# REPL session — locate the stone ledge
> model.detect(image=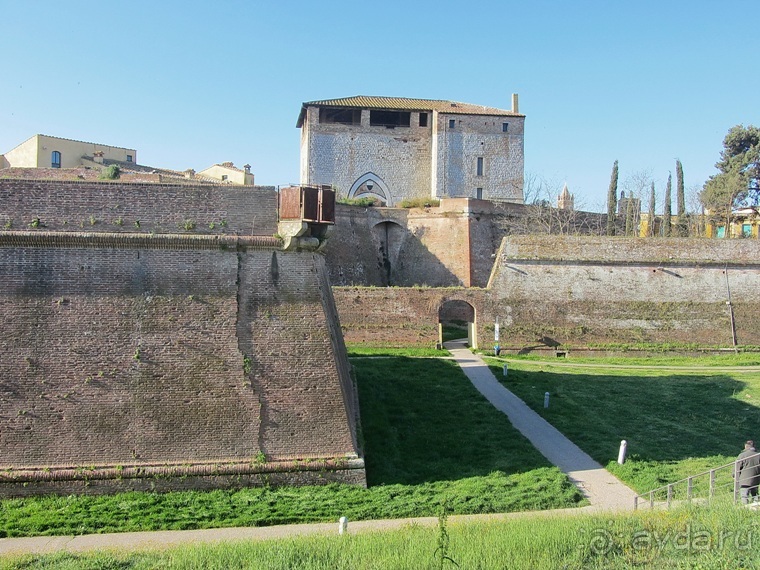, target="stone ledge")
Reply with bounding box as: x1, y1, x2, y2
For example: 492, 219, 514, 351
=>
0, 457, 365, 484
0, 231, 282, 251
